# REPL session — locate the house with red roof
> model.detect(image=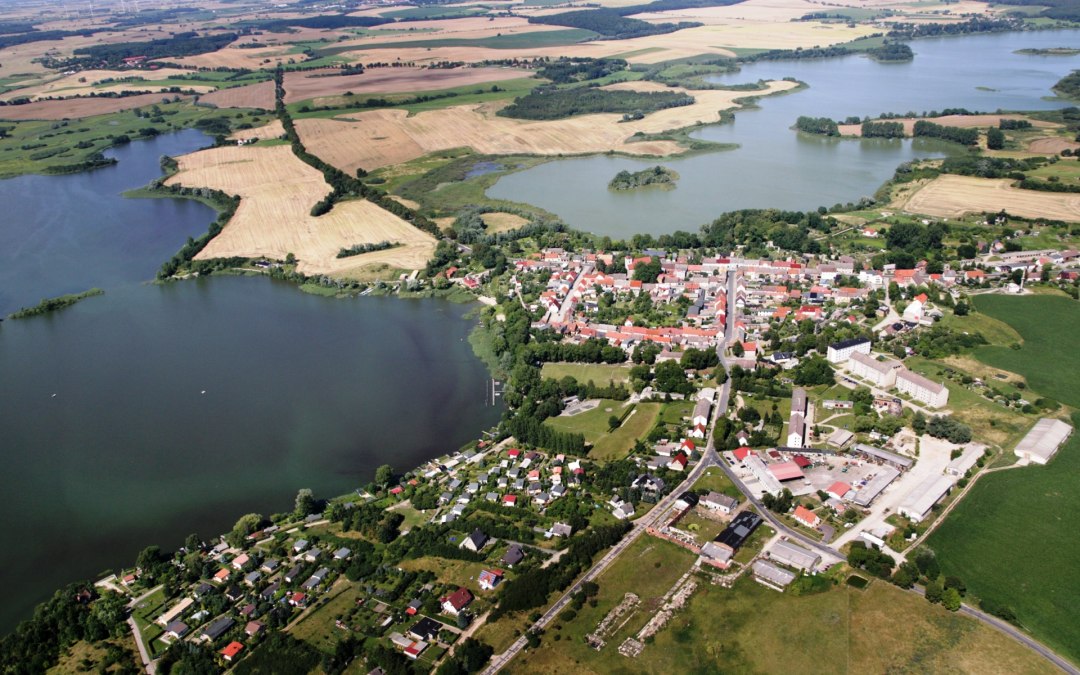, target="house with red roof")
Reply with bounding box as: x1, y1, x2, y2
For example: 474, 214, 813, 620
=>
212, 568, 230, 584
220, 641, 244, 662
667, 451, 689, 472
441, 587, 474, 616
826, 481, 853, 501
793, 505, 820, 529
502, 494, 517, 507
289, 592, 308, 607
478, 569, 504, 591
733, 447, 752, 463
